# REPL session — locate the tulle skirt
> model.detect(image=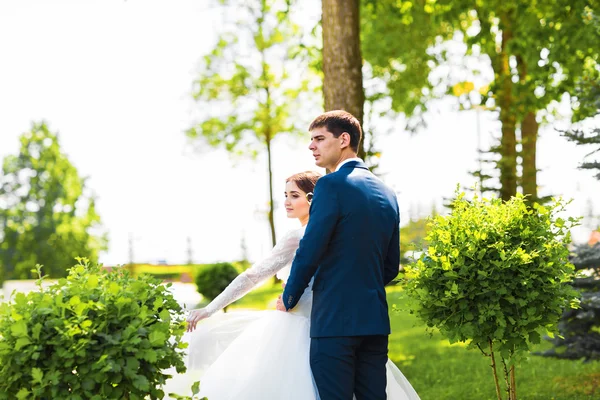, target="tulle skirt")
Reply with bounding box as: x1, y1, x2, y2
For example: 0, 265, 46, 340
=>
163, 310, 420, 400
